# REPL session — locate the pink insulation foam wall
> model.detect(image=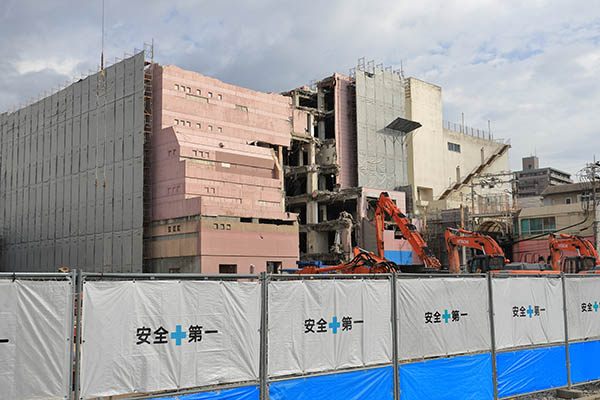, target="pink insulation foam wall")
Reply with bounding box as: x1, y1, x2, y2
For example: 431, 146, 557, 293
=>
151, 64, 296, 222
